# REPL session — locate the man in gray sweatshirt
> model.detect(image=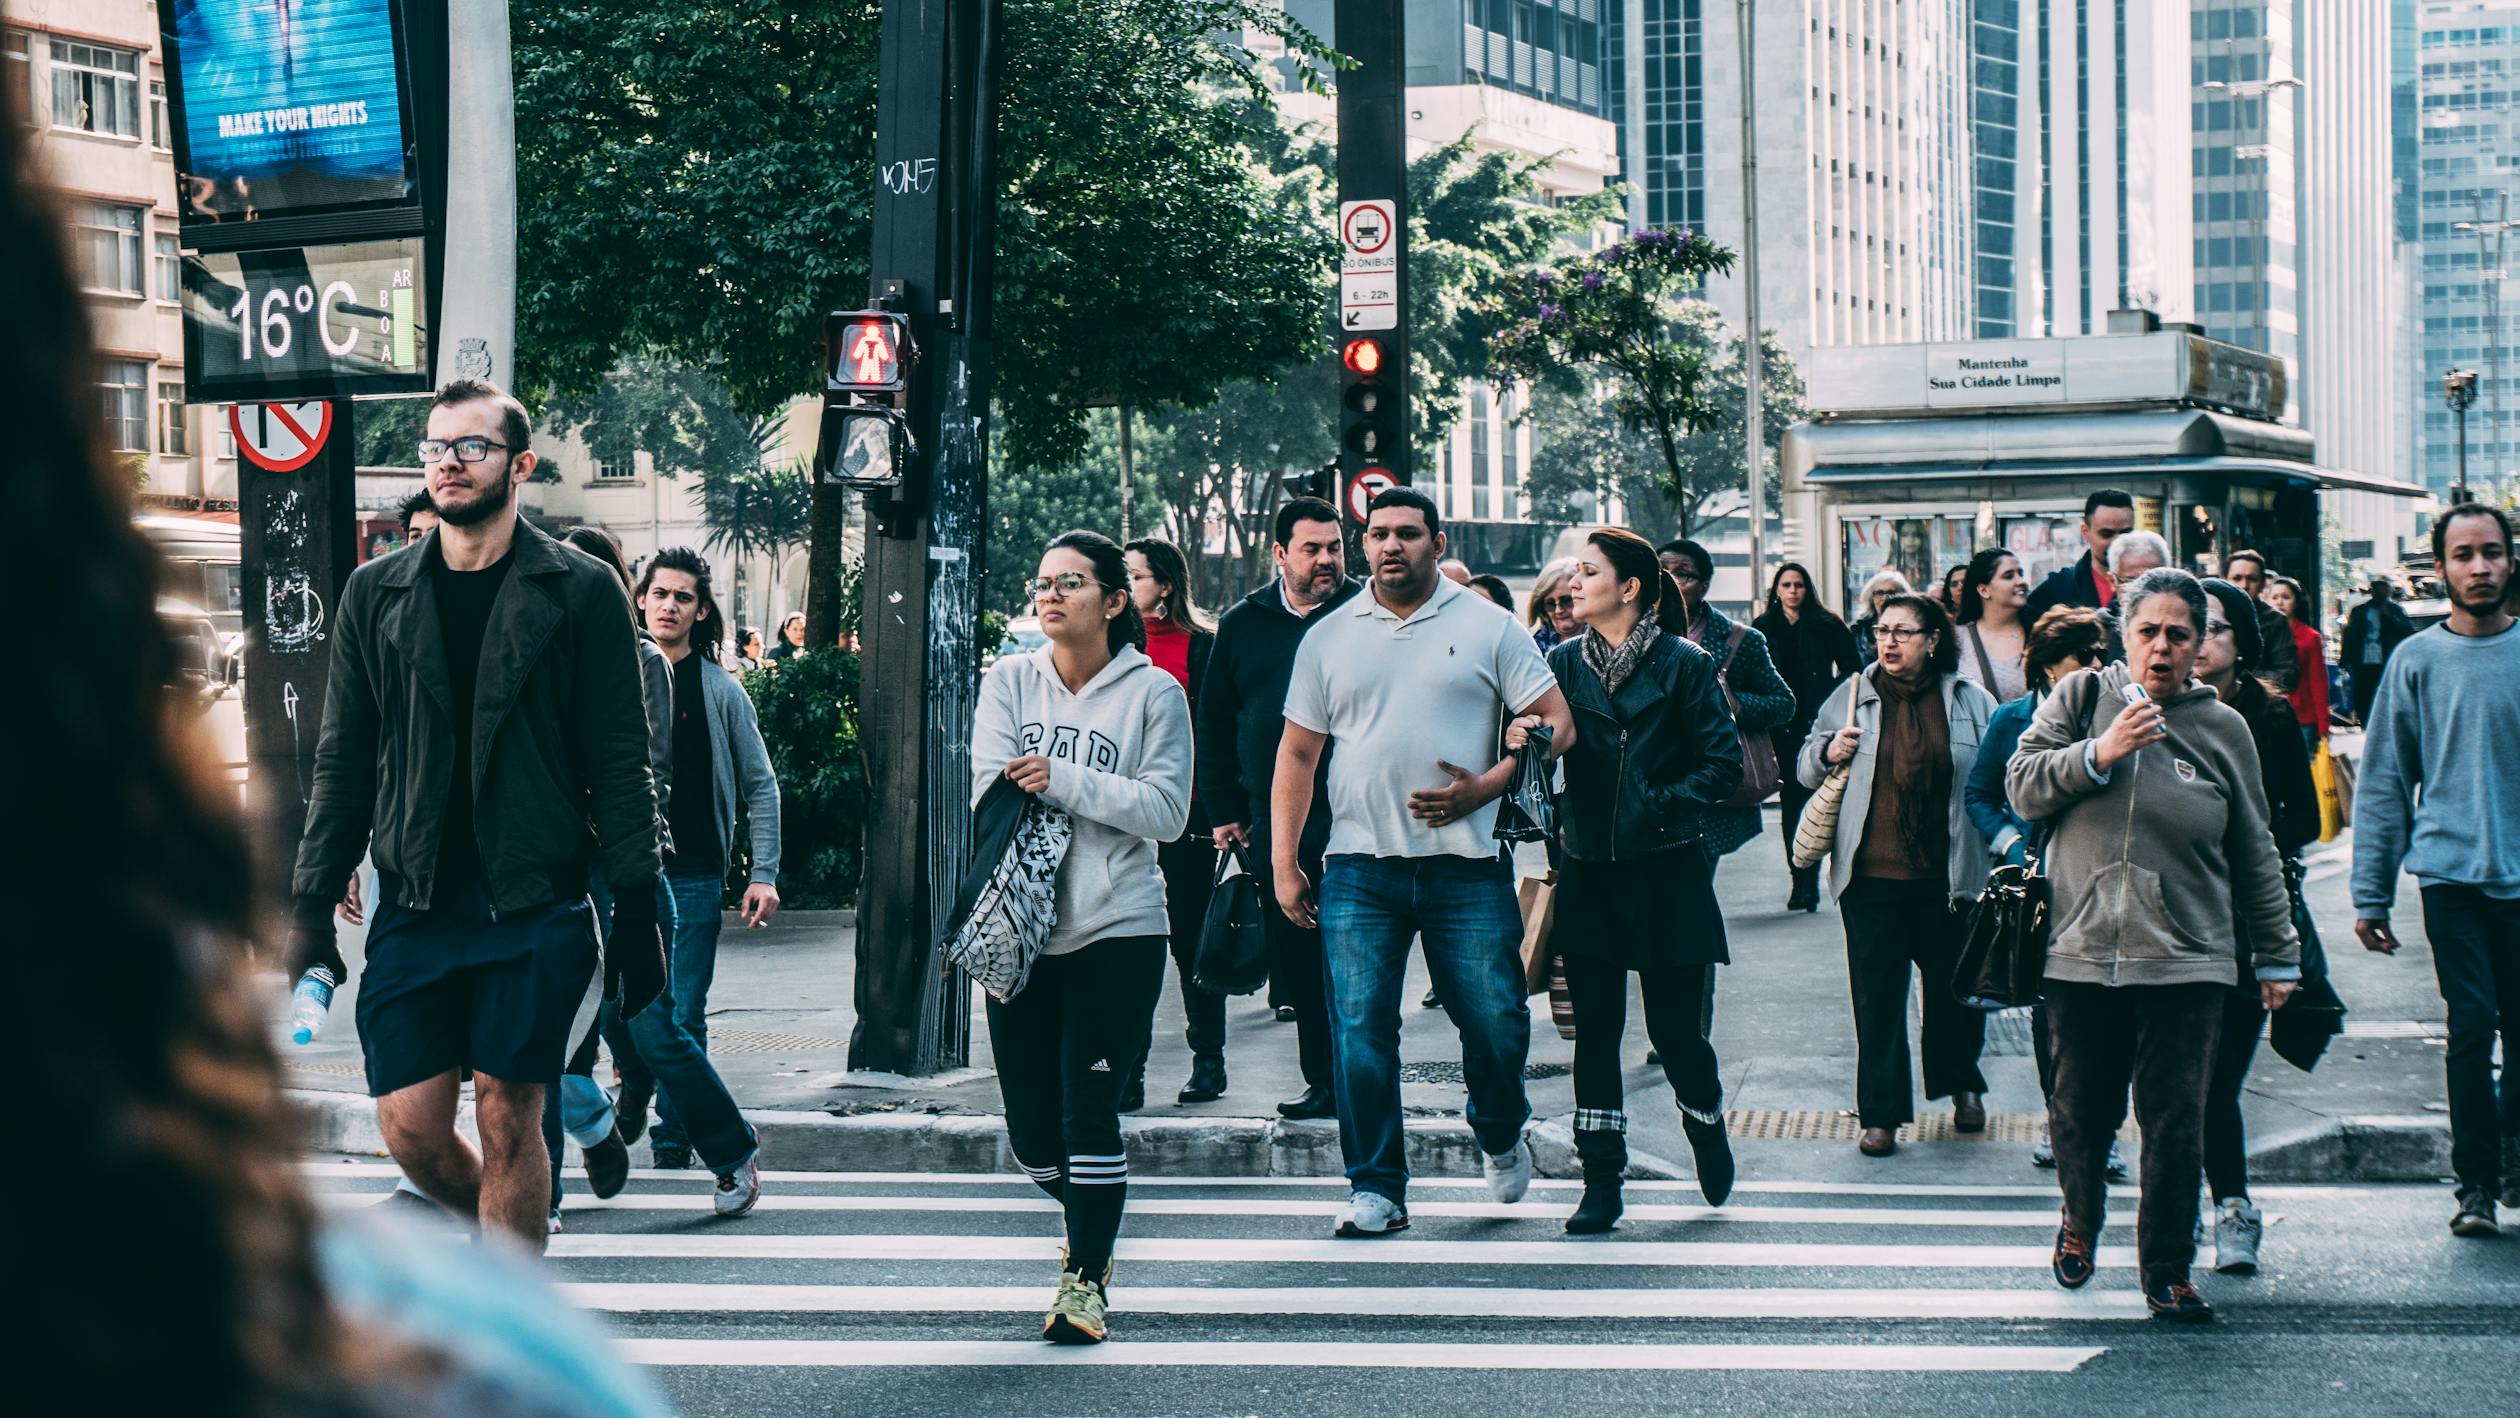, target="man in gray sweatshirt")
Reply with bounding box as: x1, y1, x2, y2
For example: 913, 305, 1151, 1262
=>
2353, 504, 2520, 1238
